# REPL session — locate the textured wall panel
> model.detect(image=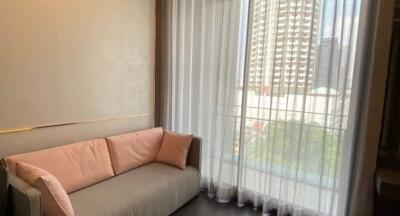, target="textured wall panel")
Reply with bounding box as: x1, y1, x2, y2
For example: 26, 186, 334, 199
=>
0, 0, 155, 157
